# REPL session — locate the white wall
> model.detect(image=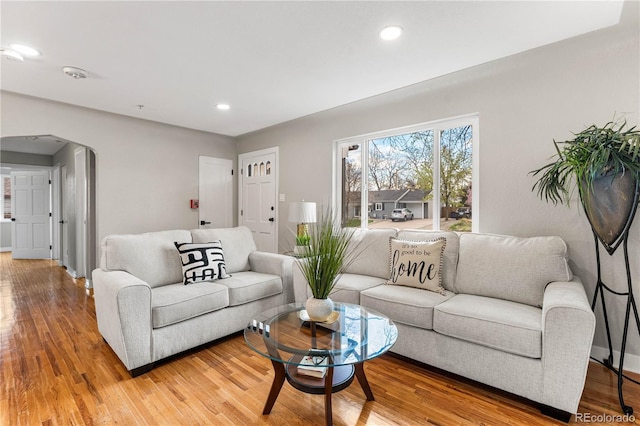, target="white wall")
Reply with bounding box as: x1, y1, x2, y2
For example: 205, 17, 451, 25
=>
0, 92, 238, 249
237, 5, 640, 363
0, 222, 11, 251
